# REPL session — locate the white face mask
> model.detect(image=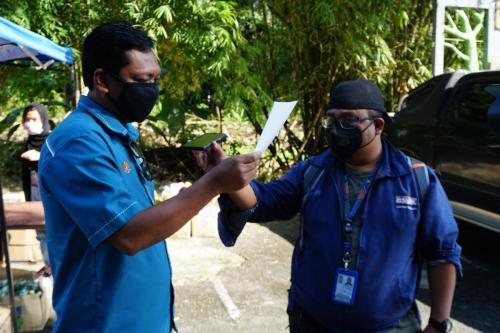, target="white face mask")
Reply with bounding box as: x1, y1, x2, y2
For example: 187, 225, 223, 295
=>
23, 122, 44, 135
